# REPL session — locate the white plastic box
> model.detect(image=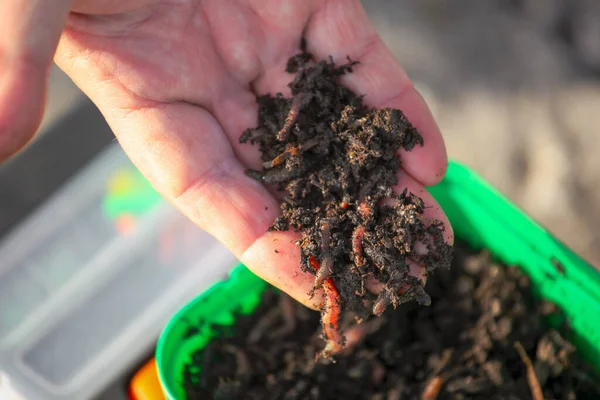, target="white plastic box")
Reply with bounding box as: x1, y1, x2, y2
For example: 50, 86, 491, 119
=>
0, 143, 239, 399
